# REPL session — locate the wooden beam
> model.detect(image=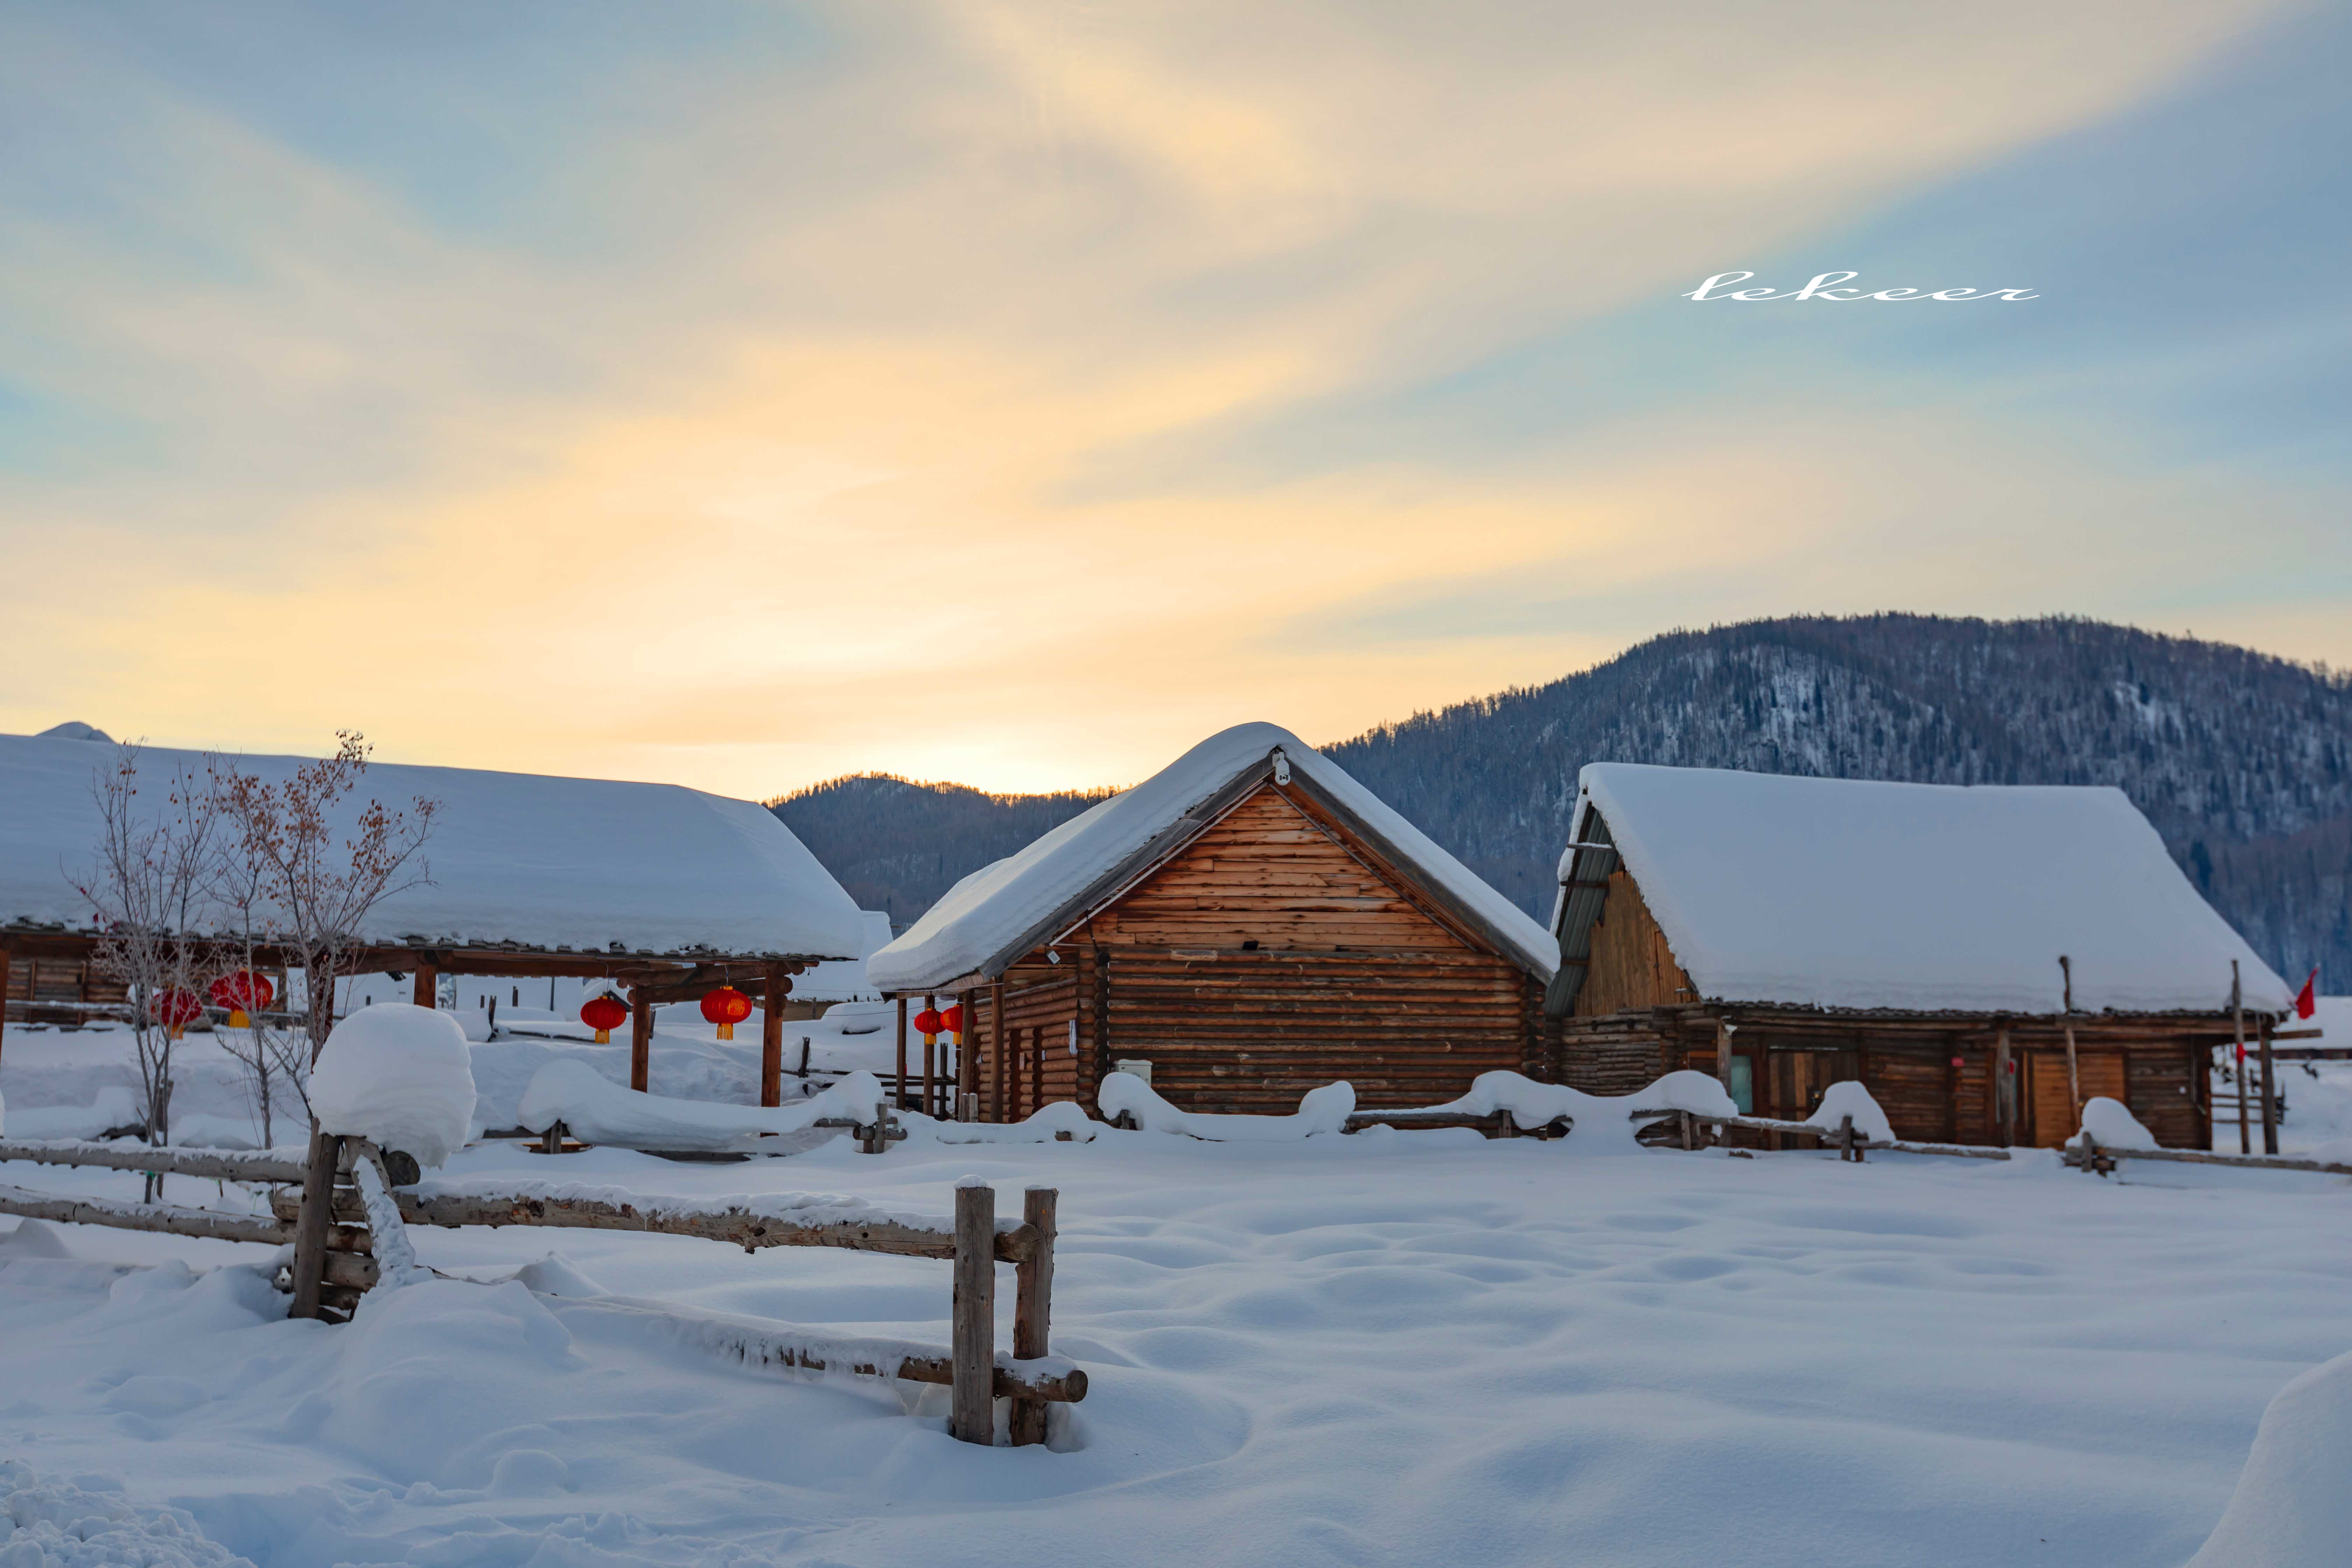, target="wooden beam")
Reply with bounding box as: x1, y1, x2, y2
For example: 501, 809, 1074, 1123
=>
0, 1183, 291, 1246
411, 961, 438, 1009
990, 980, 1008, 1124
630, 988, 653, 1093
761, 964, 787, 1109
896, 996, 910, 1112
396, 1185, 1045, 1259
2258, 1018, 2279, 1157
